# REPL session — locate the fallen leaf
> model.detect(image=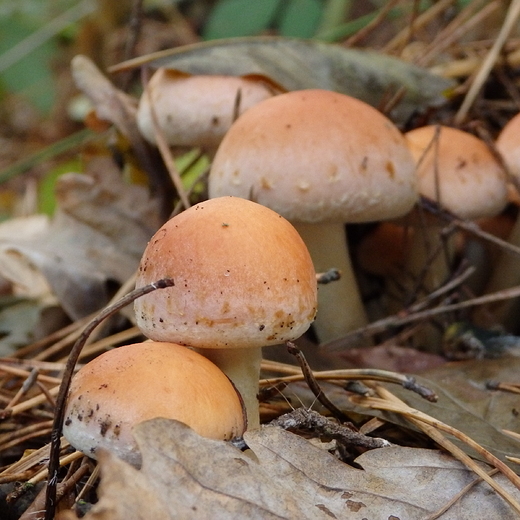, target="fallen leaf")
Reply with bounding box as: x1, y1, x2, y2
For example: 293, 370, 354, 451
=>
74, 418, 520, 520
338, 344, 447, 373
110, 37, 454, 125
0, 160, 159, 319
282, 357, 520, 469
0, 298, 53, 356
